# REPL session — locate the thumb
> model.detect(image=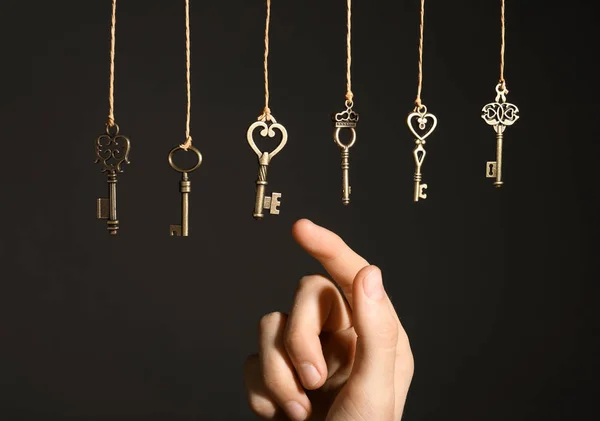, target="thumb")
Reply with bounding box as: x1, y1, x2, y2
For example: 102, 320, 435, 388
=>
348, 266, 398, 409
